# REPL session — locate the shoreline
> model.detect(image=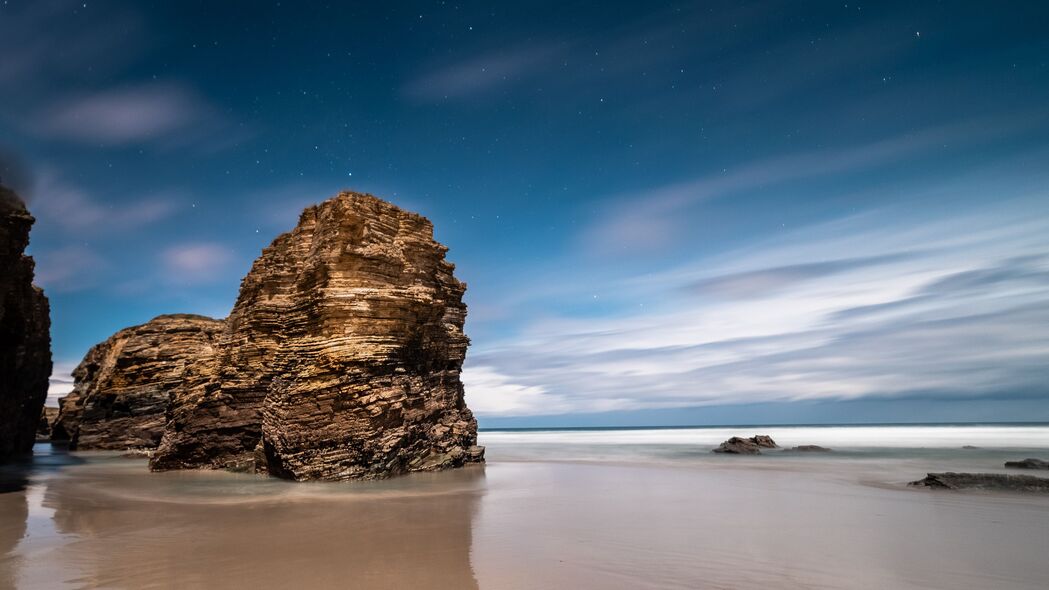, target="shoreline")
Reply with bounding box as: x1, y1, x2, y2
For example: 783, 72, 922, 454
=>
4, 429, 1049, 589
